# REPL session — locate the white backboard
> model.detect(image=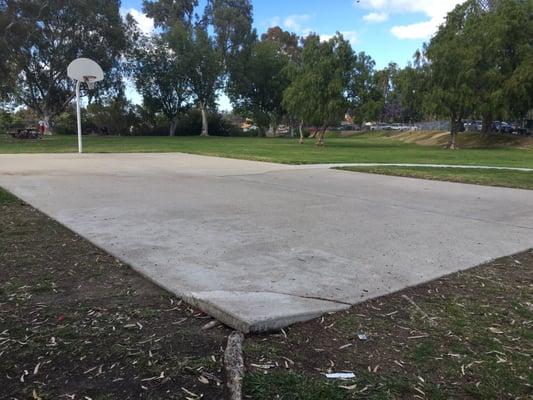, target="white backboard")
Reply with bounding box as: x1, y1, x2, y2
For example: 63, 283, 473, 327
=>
67, 58, 104, 82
